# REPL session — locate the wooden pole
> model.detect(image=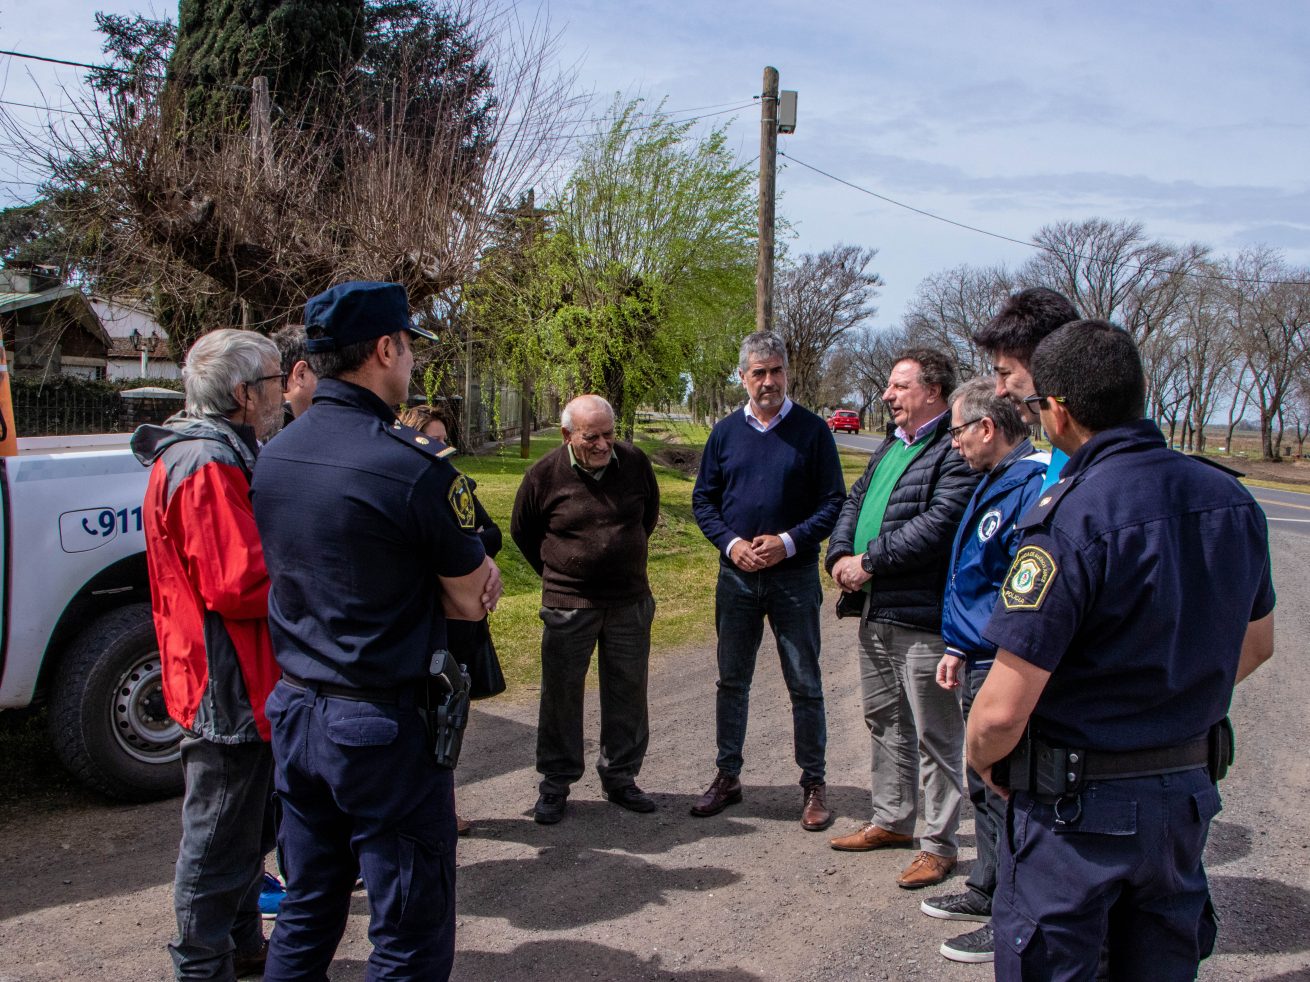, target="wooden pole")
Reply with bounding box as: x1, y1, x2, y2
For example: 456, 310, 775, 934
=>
756, 67, 779, 334
251, 76, 272, 175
